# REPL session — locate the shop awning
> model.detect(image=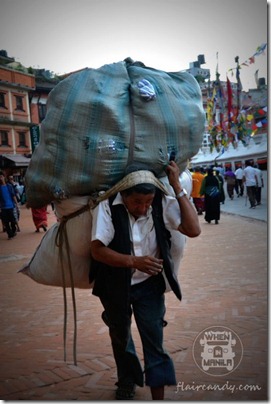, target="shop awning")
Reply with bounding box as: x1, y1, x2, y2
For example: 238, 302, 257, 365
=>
257, 157, 267, 164
1, 154, 31, 167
